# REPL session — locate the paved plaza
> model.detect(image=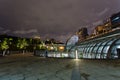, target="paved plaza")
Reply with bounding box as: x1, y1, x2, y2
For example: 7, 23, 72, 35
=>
0, 53, 120, 80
